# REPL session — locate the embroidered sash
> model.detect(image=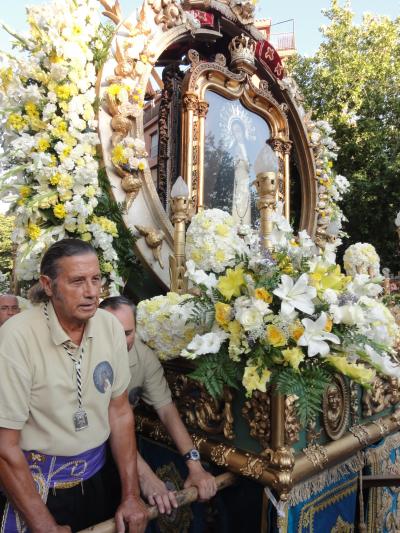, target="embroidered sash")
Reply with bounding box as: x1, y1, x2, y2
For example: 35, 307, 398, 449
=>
1, 443, 106, 533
